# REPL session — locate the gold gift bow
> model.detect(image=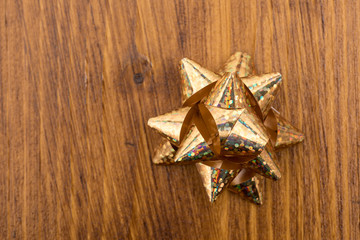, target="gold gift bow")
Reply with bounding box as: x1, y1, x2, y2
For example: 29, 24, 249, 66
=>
148, 52, 304, 203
